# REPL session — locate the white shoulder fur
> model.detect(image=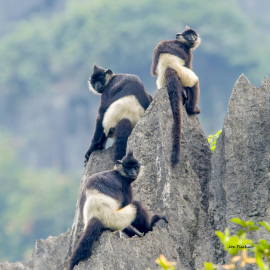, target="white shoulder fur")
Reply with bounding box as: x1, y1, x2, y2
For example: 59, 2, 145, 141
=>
156, 53, 198, 89
83, 189, 136, 231
102, 95, 145, 136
